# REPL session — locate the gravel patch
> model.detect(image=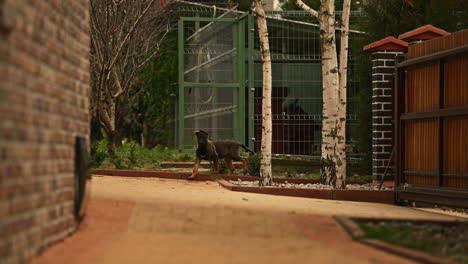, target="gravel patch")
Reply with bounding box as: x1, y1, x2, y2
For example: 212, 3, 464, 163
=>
229, 179, 392, 190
